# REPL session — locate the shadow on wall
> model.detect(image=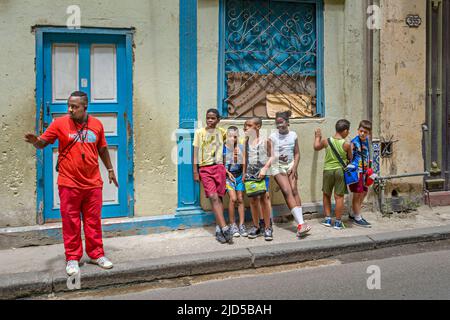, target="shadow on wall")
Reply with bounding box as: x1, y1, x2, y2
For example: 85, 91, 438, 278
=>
310, 151, 319, 201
